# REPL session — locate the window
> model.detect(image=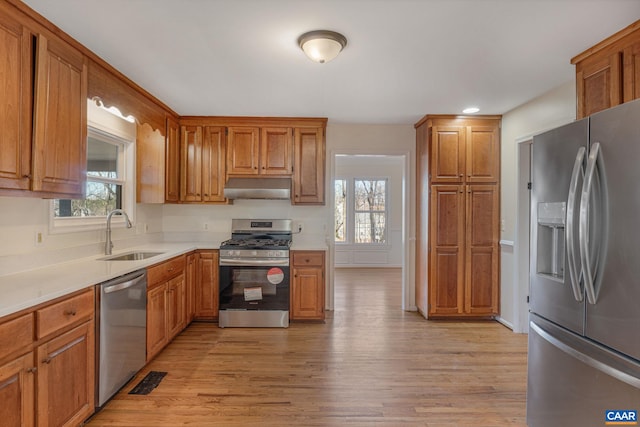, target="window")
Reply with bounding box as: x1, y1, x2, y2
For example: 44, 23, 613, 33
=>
54, 129, 125, 219
50, 101, 136, 232
335, 178, 387, 244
